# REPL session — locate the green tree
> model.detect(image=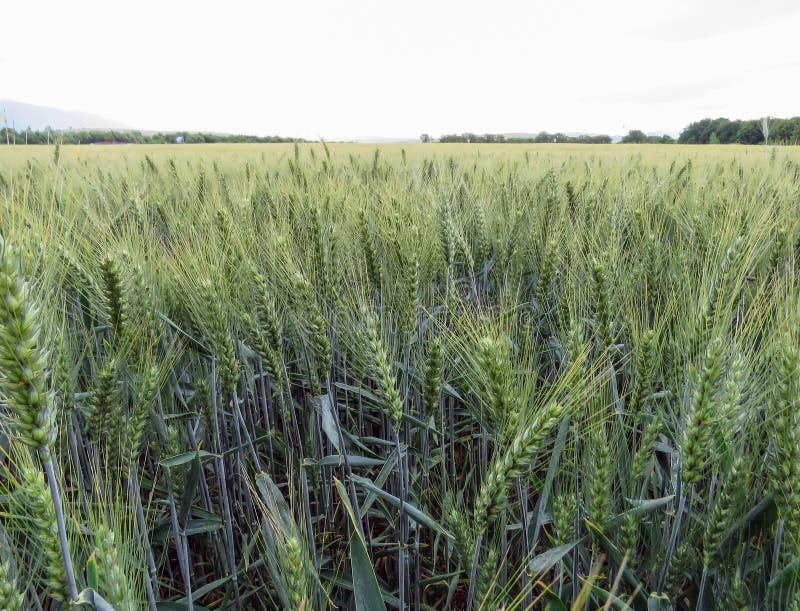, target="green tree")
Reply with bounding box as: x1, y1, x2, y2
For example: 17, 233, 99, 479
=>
734, 121, 763, 144
622, 130, 647, 143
